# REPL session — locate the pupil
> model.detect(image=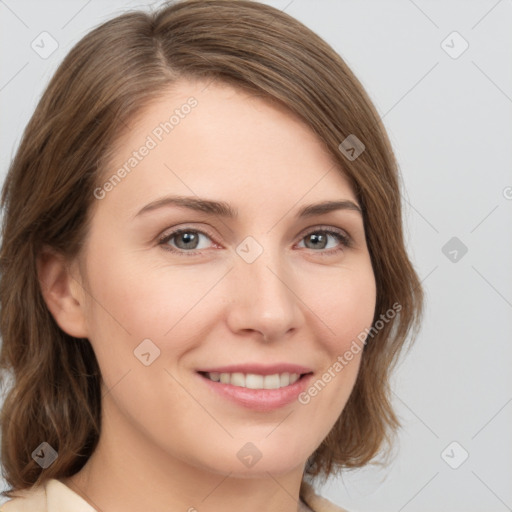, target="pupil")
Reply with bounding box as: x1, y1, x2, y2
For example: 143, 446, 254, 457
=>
308, 233, 326, 249
179, 232, 197, 249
